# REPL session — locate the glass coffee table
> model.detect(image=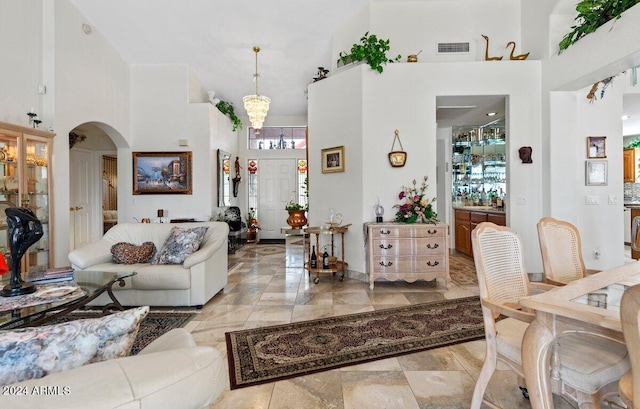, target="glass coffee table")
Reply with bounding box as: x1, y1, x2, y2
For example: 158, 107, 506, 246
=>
0, 271, 136, 330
